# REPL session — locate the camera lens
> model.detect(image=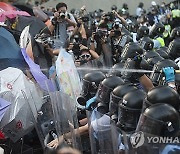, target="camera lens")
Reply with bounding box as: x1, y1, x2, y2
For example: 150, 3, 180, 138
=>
59, 12, 65, 19
114, 24, 119, 29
